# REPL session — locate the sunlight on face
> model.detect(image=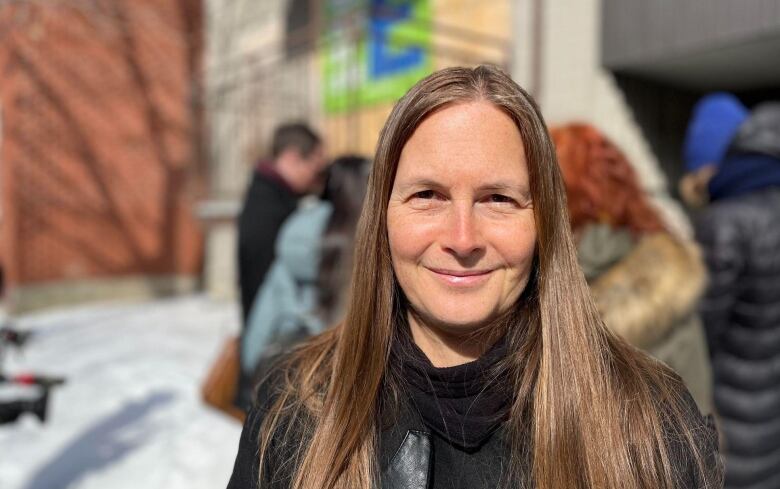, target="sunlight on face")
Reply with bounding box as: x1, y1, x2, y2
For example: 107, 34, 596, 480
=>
387, 101, 537, 336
